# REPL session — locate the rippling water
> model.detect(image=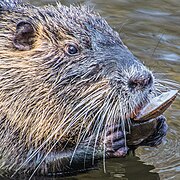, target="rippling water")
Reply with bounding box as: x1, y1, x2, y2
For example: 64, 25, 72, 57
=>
18, 0, 180, 179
